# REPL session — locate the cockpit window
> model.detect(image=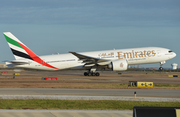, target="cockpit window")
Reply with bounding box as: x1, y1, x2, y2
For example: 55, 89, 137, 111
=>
169, 51, 173, 53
